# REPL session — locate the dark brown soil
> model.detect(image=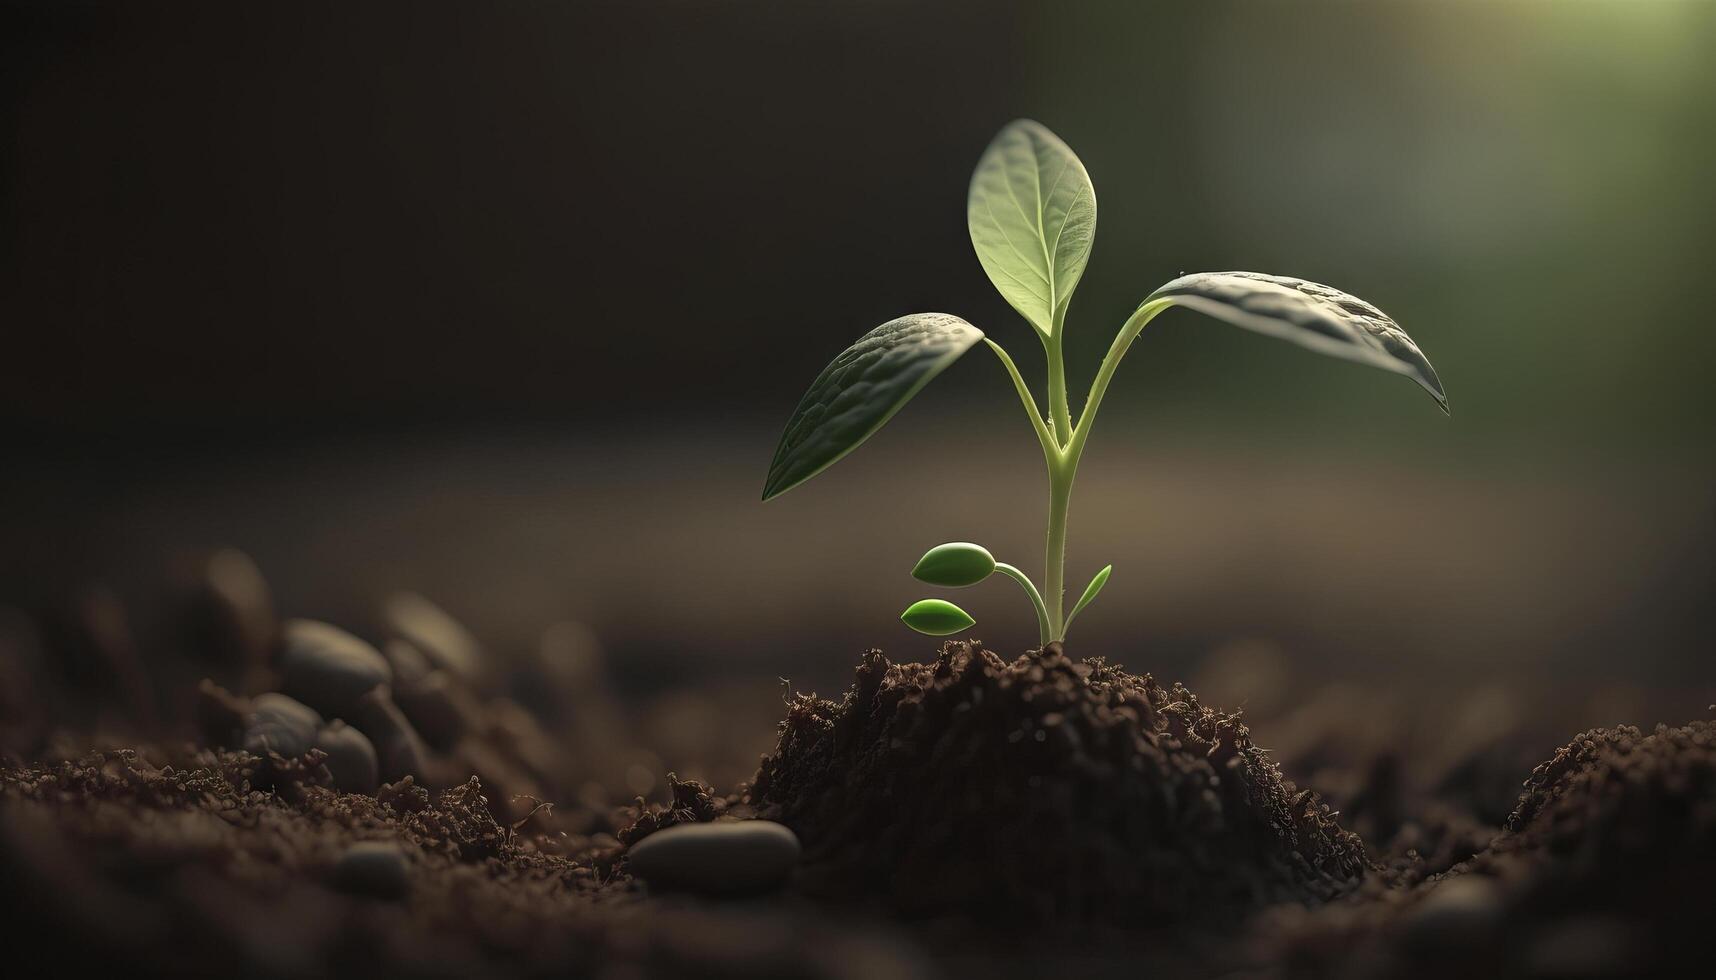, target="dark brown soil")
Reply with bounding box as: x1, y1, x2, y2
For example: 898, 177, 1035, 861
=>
748, 641, 1369, 926
1253, 717, 1716, 978
3, 618, 1712, 979
0, 748, 930, 978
